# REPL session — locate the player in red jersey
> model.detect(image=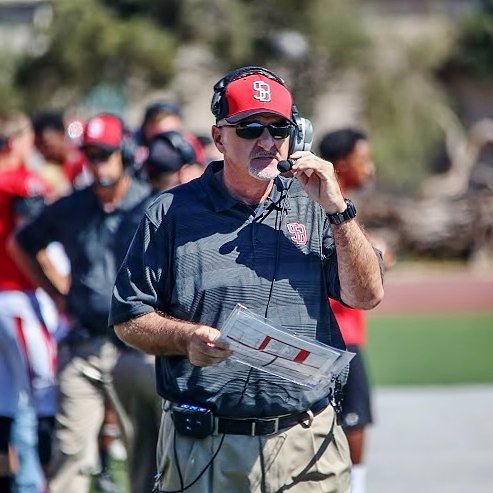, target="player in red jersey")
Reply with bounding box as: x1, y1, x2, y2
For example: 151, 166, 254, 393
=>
320, 128, 394, 493
0, 111, 59, 493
